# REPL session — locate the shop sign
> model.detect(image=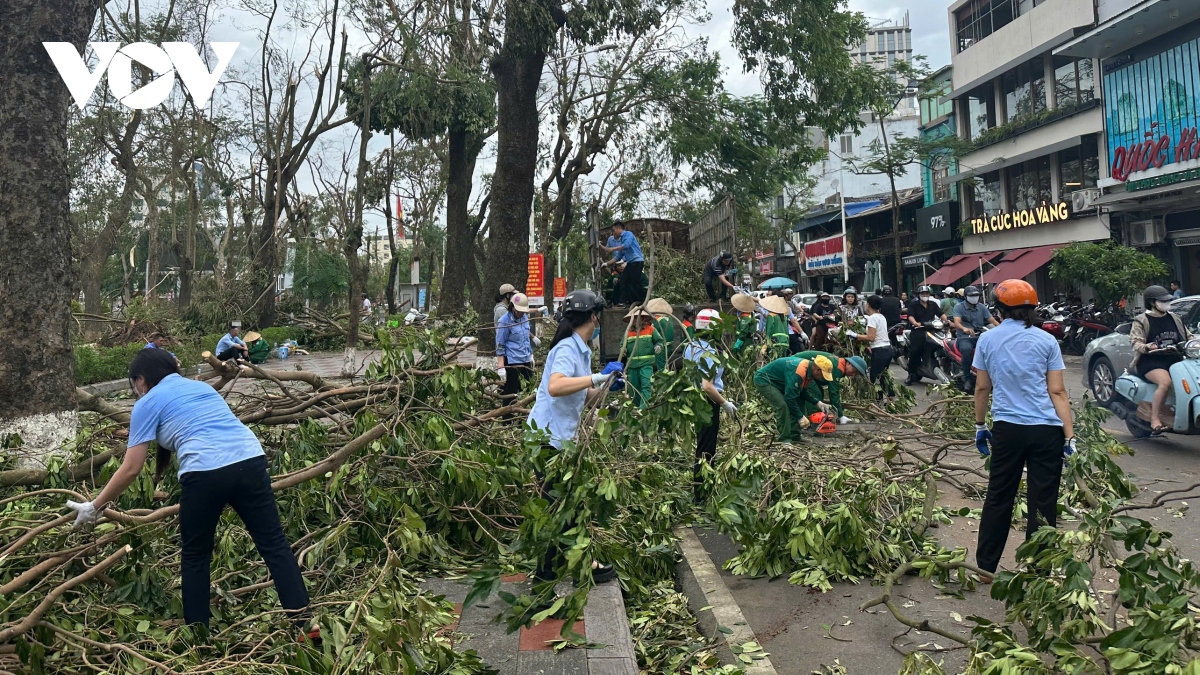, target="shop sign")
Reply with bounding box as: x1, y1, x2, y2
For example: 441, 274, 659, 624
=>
915, 201, 960, 245
804, 234, 846, 273
759, 259, 775, 275
969, 202, 1071, 235
903, 253, 930, 268
1110, 123, 1200, 183
1127, 166, 1200, 192
553, 277, 567, 301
